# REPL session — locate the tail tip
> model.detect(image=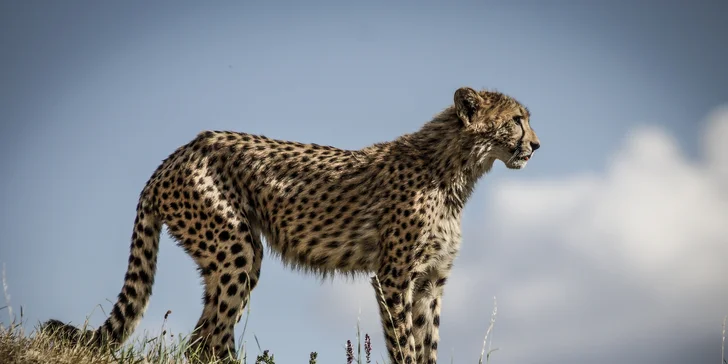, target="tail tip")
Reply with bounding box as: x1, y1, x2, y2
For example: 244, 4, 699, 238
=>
40, 319, 97, 346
